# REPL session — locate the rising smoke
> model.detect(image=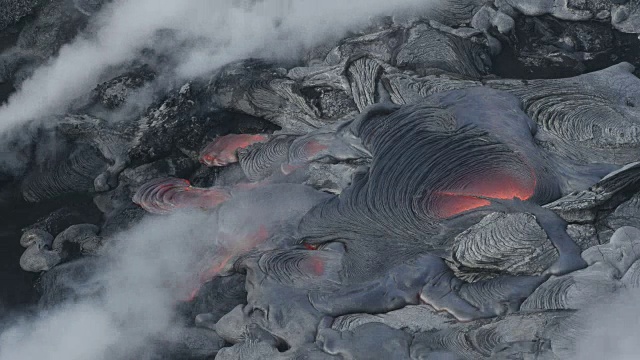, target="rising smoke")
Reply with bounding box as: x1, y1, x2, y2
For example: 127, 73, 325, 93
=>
0, 0, 434, 134
0, 3, 440, 357
572, 288, 640, 360
0, 210, 218, 360
0, 1, 440, 358
4, 1, 639, 359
